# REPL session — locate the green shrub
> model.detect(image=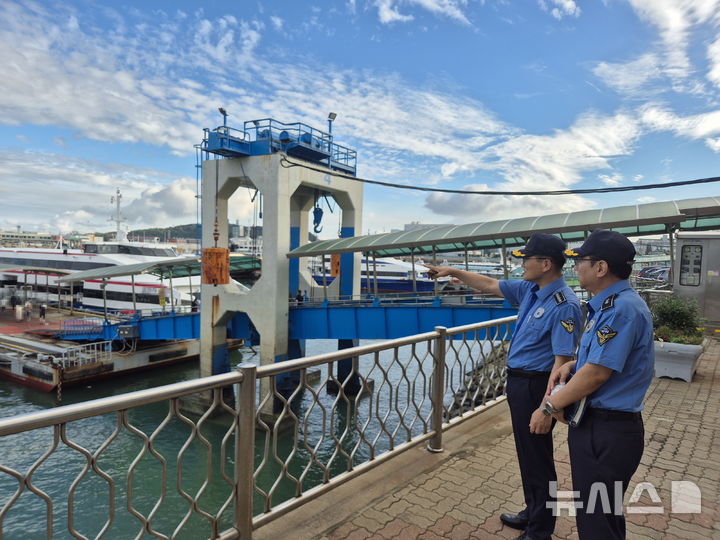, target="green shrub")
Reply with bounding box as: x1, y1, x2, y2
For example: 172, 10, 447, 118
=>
653, 325, 704, 345
651, 296, 703, 344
